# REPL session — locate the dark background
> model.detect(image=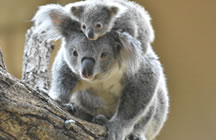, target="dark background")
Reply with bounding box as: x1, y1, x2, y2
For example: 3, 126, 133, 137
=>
0, 0, 216, 140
